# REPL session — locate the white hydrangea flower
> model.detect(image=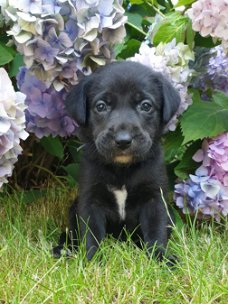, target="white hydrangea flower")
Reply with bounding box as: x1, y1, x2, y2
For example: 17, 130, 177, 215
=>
129, 40, 194, 131
0, 68, 29, 189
